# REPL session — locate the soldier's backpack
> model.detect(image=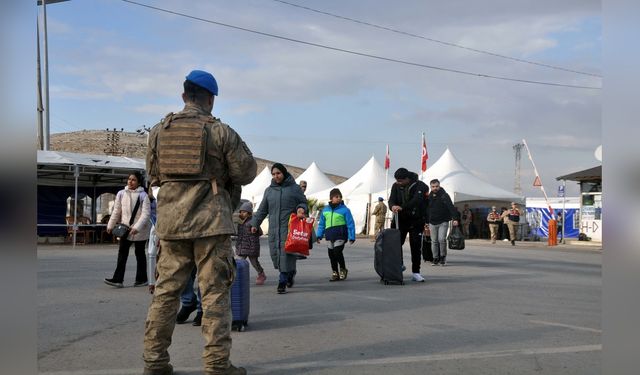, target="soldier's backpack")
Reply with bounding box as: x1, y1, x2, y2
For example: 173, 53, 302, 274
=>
157, 113, 208, 176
